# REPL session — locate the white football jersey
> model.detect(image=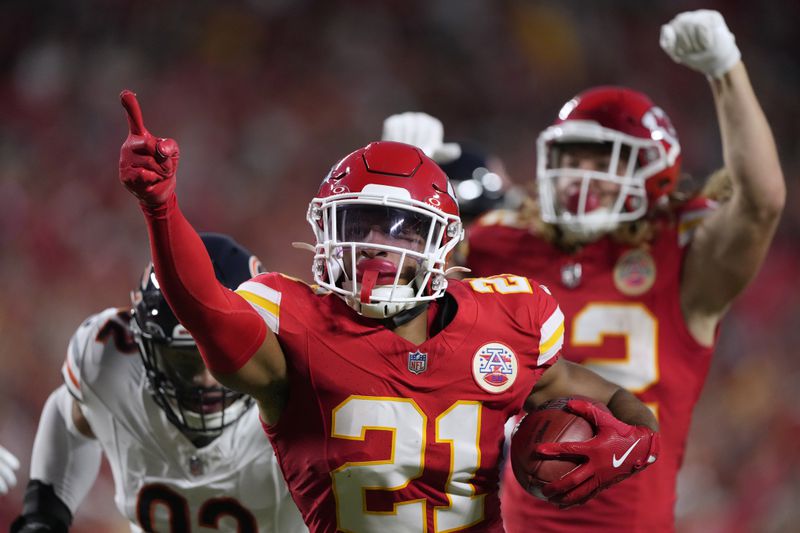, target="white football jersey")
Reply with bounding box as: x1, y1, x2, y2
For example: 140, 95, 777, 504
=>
62, 308, 306, 532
